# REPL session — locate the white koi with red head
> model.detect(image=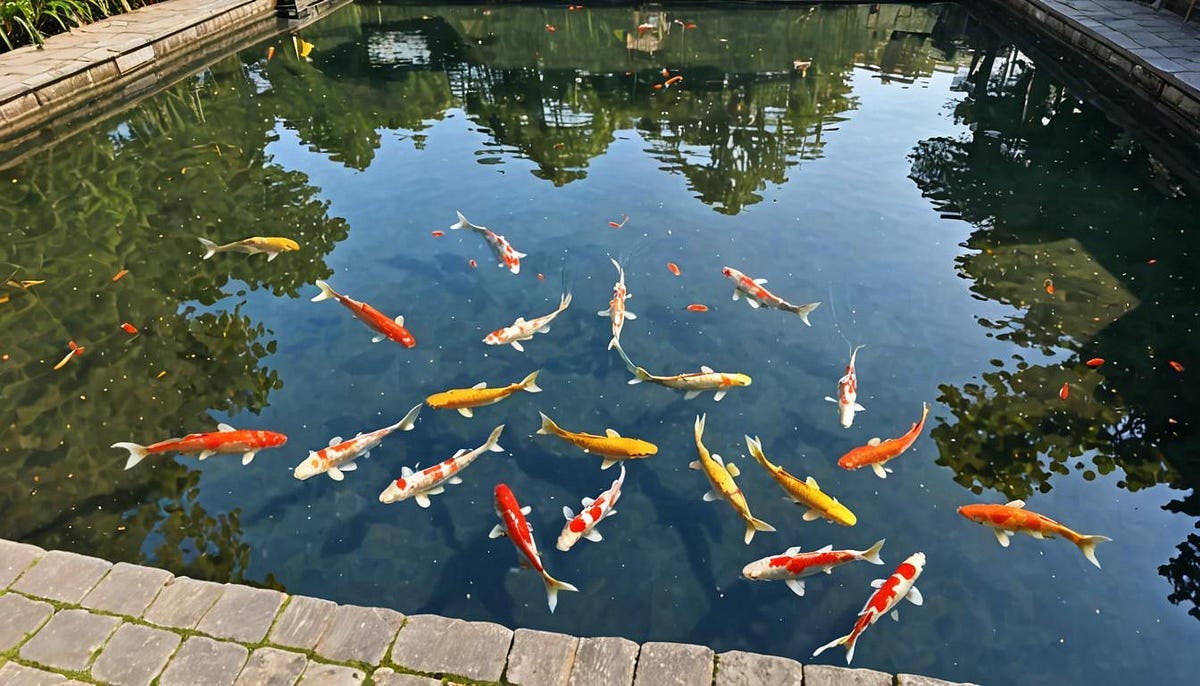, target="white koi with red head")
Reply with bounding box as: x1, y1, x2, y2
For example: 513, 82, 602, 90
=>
825, 345, 865, 428
813, 551, 926, 664
484, 293, 572, 352
451, 211, 527, 274
721, 266, 820, 325
557, 464, 625, 551
597, 258, 637, 350
379, 424, 505, 506
293, 404, 420, 481
490, 483, 579, 612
